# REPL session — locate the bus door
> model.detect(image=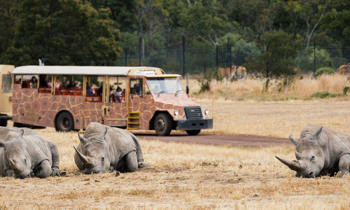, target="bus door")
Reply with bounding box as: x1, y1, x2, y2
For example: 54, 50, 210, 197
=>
102, 76, 127, 127
127, 77, 144, 130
